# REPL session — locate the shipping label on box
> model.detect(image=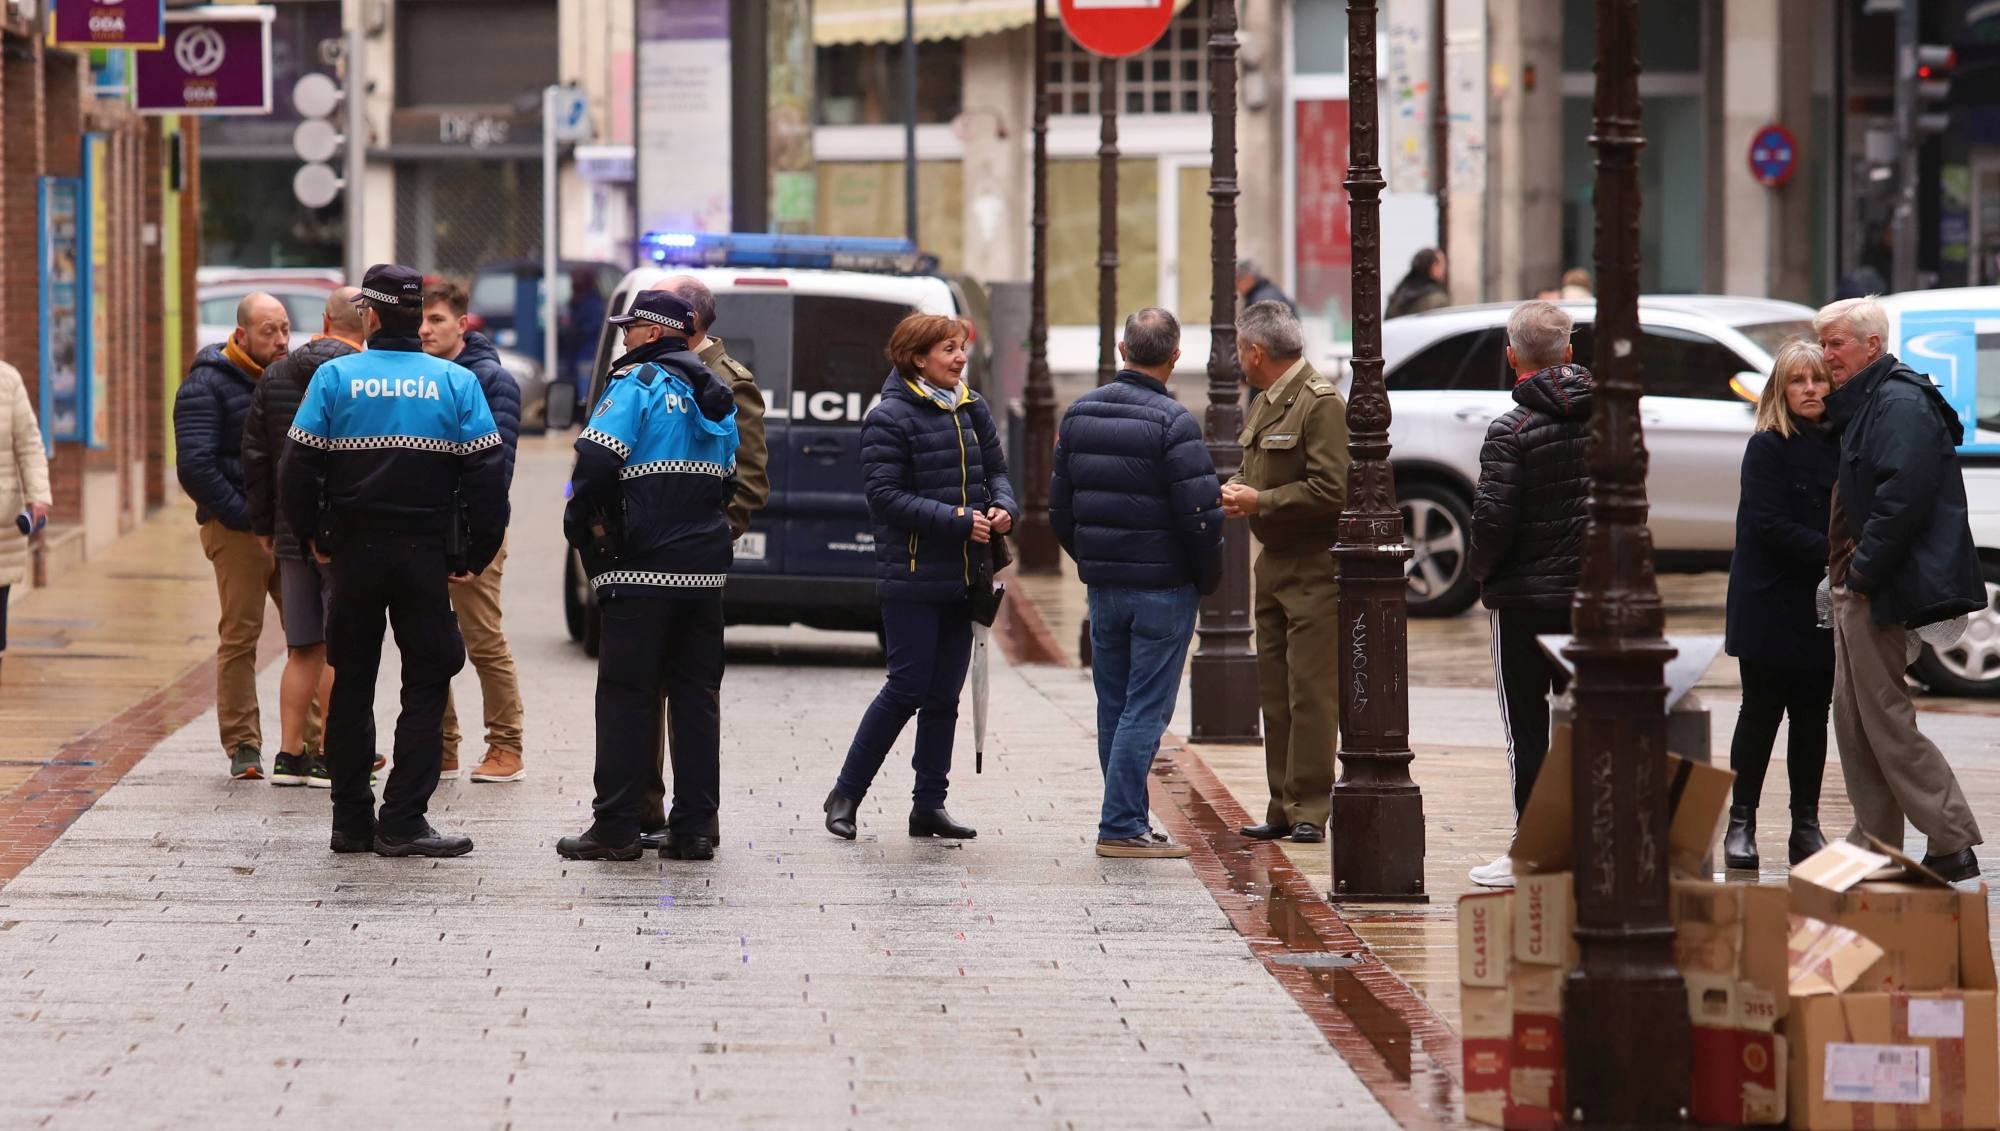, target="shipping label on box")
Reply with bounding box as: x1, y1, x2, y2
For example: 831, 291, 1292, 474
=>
1786, 989, 1999, 1130
1460, 890, 1514, 988
1823, 1043, 1931, 1105
1513, 873, 1575, 969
